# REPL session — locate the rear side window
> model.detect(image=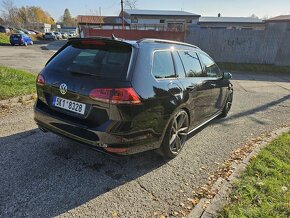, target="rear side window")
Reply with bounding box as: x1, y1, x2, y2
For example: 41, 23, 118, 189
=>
178, 51, 205, 77
152, 51, 175, 79
45, 41, 132, 80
